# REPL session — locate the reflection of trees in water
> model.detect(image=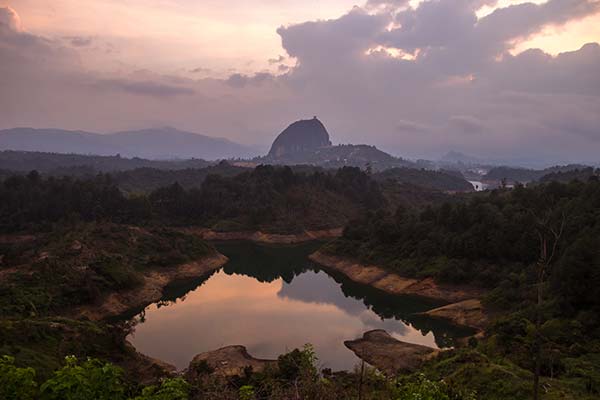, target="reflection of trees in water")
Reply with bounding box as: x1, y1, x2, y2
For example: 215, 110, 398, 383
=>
218, 241, 322, 283
159, 269, 218, 305
143, 242, 474, 348
323, 269, 474, 347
